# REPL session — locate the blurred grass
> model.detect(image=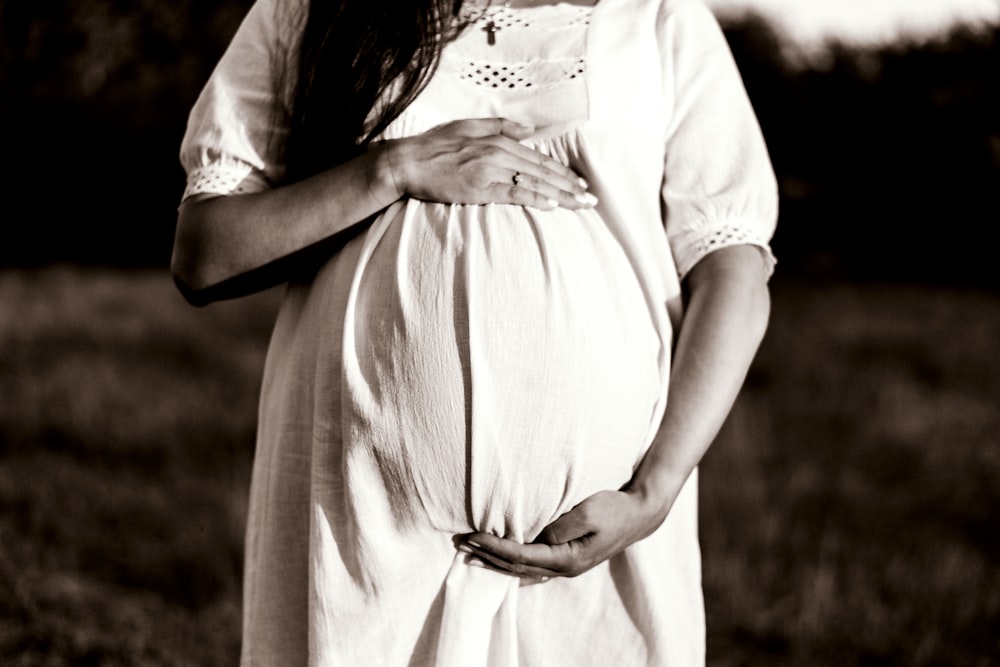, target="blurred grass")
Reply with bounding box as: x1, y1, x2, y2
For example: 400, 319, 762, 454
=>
702, 281, 1000, 665
1, 266, 998, 665
0, 266, 280, 666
